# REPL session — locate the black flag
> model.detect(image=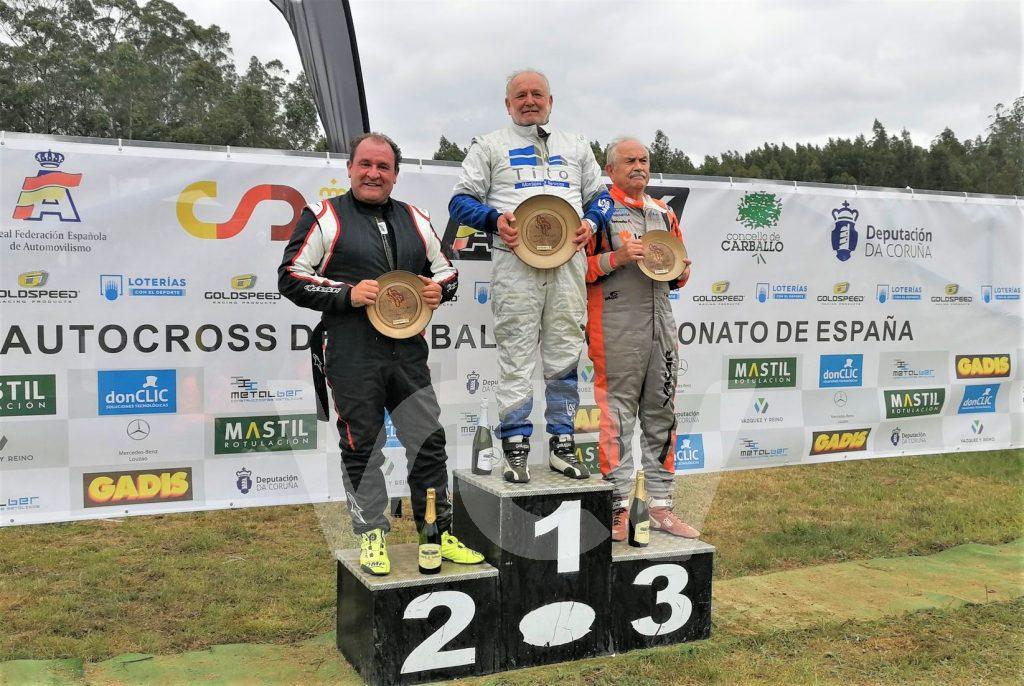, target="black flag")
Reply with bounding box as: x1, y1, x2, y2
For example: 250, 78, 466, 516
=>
269, 0, 370, 153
